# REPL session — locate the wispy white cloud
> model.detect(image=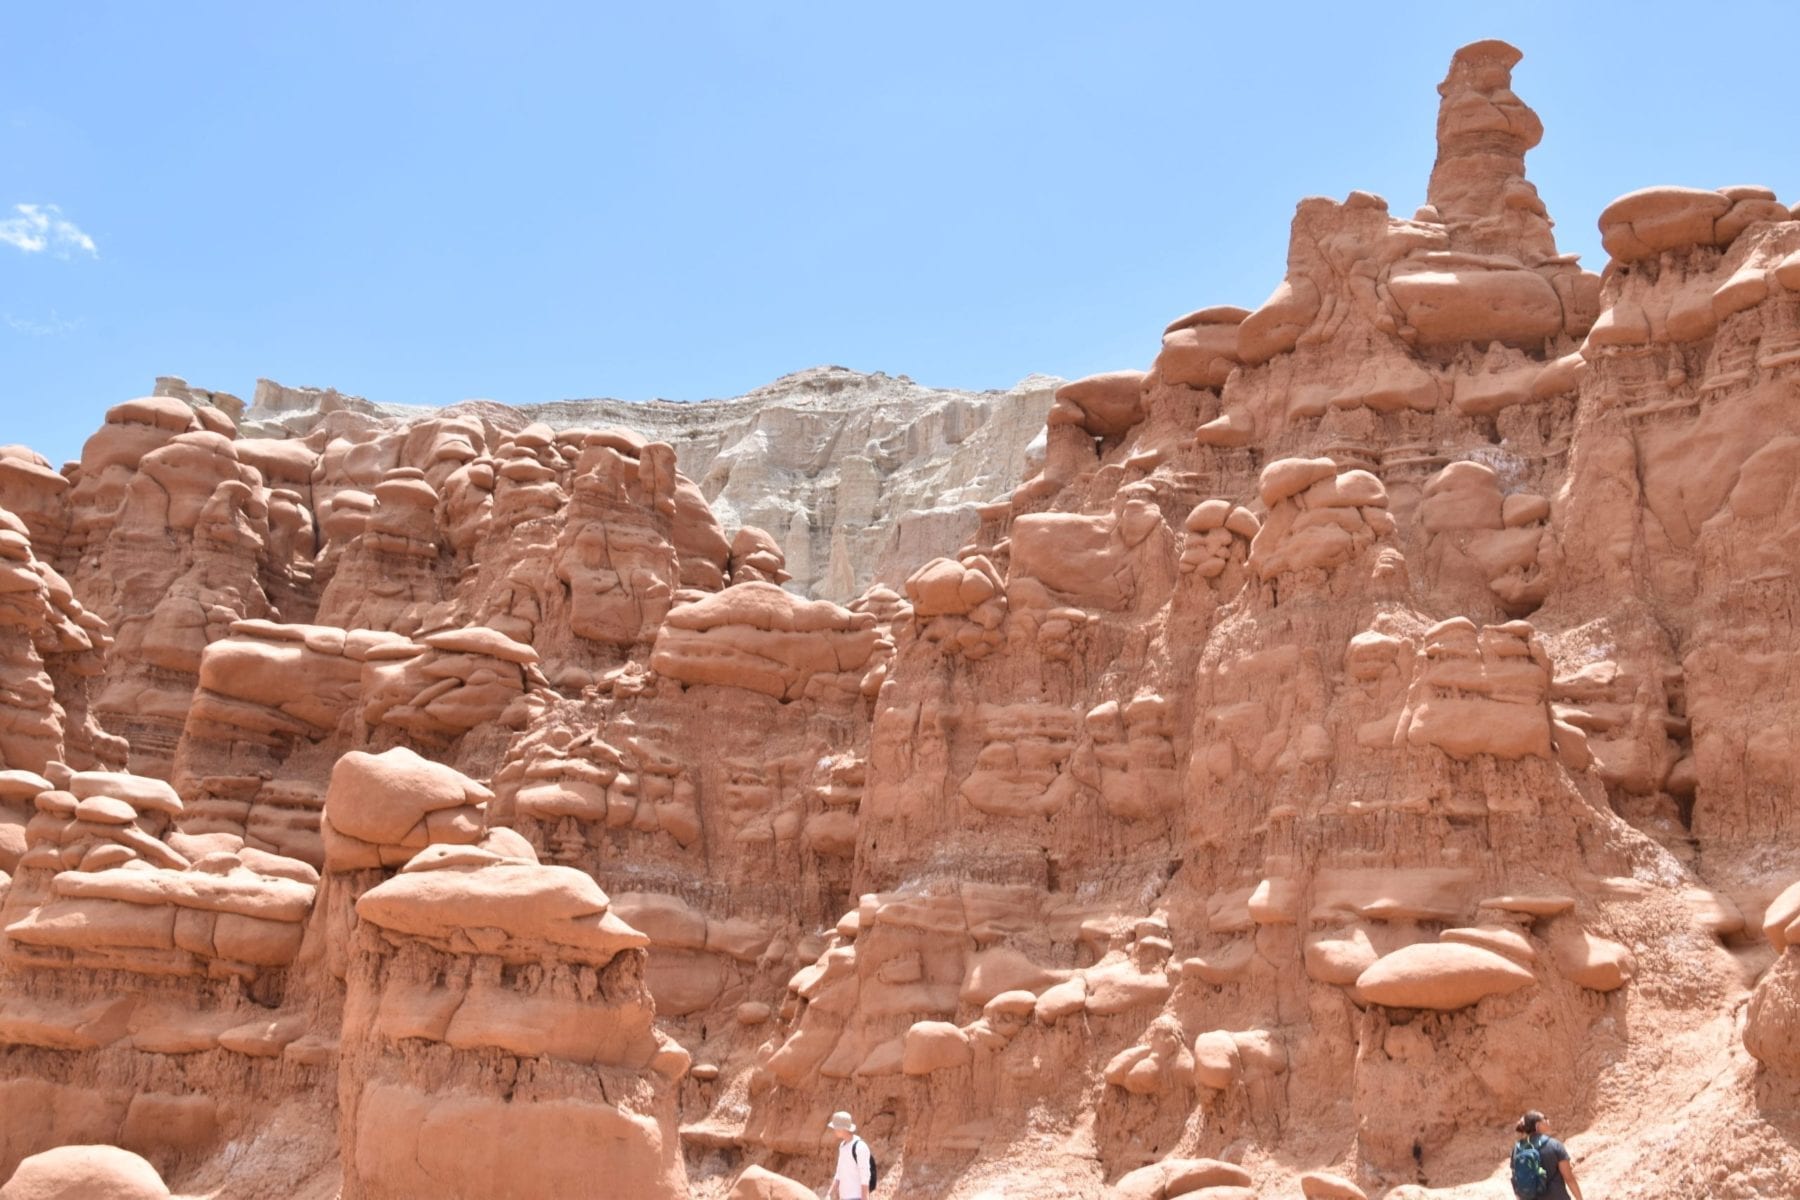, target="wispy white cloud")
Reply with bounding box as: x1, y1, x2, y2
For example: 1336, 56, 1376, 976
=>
0, 203, 98, 257
4, 310, 82, 337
